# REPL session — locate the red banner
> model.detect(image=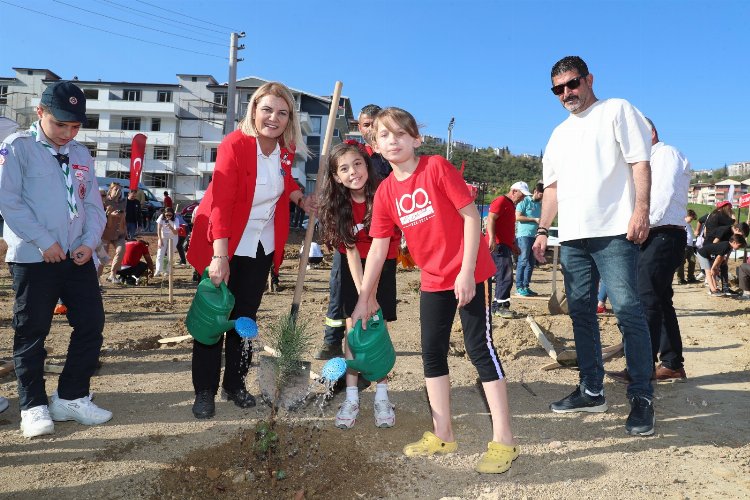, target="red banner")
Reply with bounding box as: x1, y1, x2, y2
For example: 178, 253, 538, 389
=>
739, 192, 750, 208
129, 133, 147, 191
